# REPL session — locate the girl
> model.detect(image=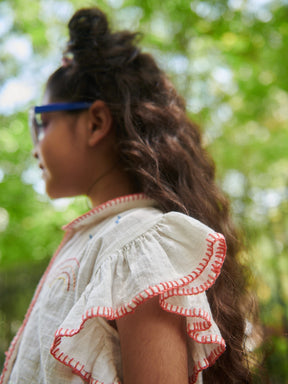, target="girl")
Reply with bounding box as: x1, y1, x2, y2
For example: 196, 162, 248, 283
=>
1, 7, 253, 384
